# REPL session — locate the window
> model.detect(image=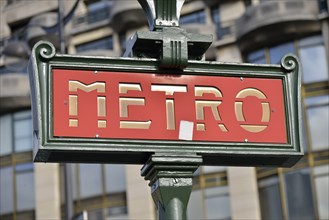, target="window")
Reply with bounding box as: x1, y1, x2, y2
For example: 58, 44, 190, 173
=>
0, 163, 35, 217
105, 164, 126, 193
87, 1, 112, 24
247, 49, 266, 64
180, 10, 205, 25
187, 190, 204, 219
318, 0, 328, 13
15, 163, 35, 211
0, 166, 14, 214
72, 1, 112, 27
211, 5, 235, 40
0, 110, 34, 218
76, 36, 113, 53
67, 163, 127, 218
269, 42, 295, 64
205, 186, 231, 219
13, 111, 32, 153
79, 164, 102, 198
299, 36, 328, 84
0, 110, 32, 156
305, 95, 329, 151
0, 114, 12, 156
259, 177, 283, 220
284, 169, 315, 219
314, 165, 329, 219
